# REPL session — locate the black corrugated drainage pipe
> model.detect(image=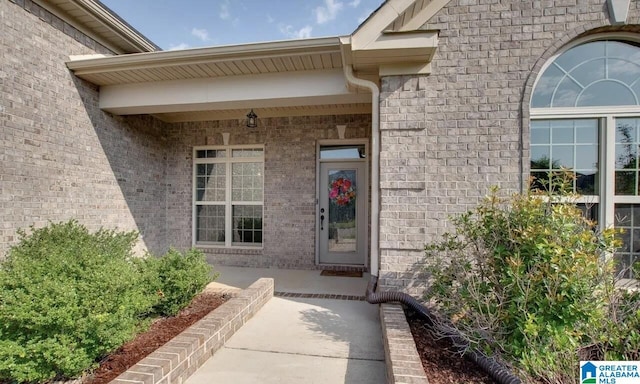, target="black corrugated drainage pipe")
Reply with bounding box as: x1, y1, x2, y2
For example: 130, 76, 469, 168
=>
366, 276, 522, 384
